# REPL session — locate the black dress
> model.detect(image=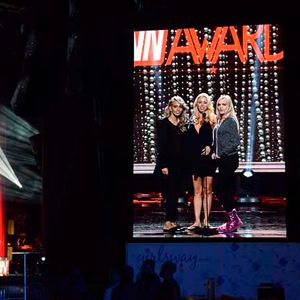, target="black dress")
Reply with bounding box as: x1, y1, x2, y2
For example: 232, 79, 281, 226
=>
186, 121, 216, 178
